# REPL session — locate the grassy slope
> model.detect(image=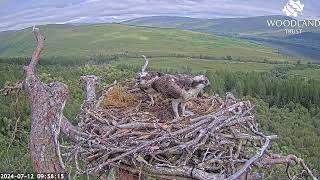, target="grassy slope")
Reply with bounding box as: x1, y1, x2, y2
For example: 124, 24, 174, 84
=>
123, 16, 320, 61
123, 15, 320, 37
123, 15, 294, 36
0, 24, 286, 61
